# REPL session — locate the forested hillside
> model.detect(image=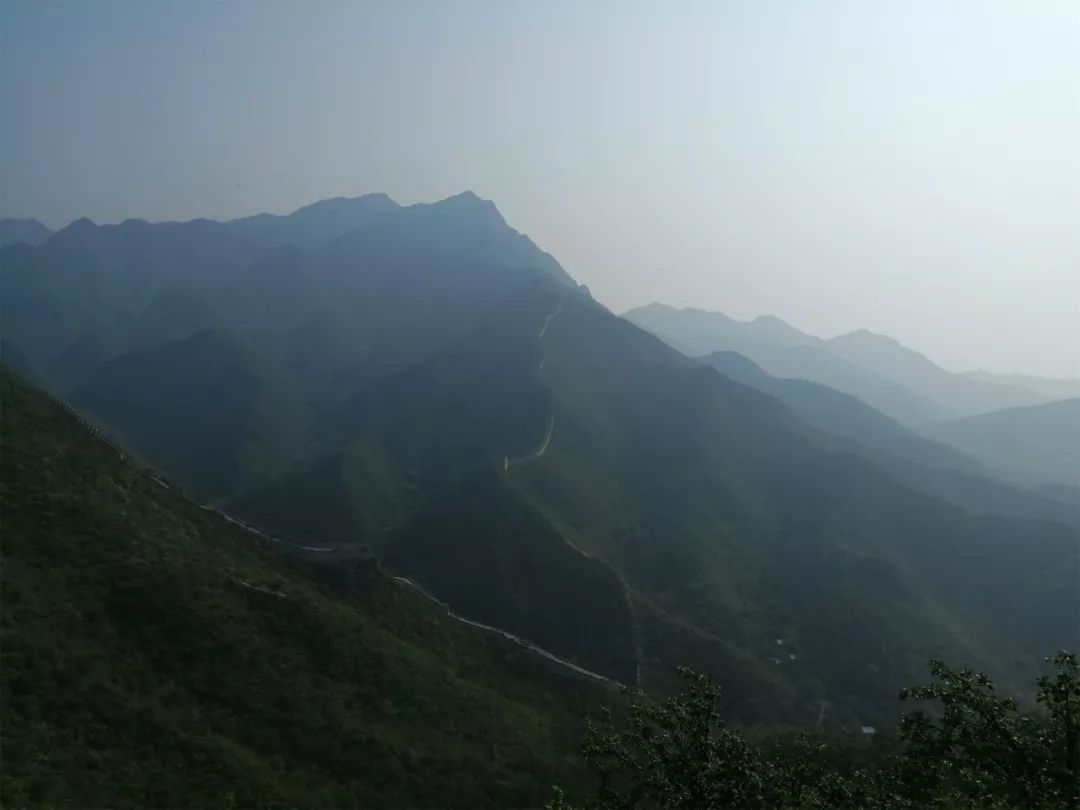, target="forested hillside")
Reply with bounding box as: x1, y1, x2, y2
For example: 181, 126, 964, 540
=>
5, 193, 1077, 739
0, 366, 618, 808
